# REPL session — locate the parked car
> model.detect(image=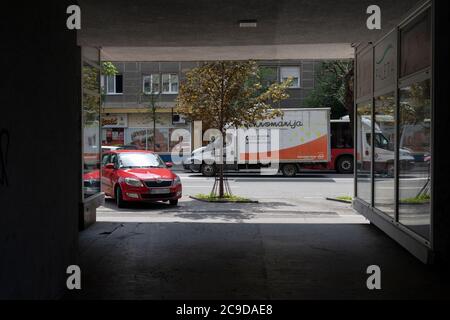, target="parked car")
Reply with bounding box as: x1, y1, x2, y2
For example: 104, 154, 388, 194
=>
102, 145, 120, 152
101, 150, 182, 208
117, 145, 140, 150
83, 170, 100, 198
